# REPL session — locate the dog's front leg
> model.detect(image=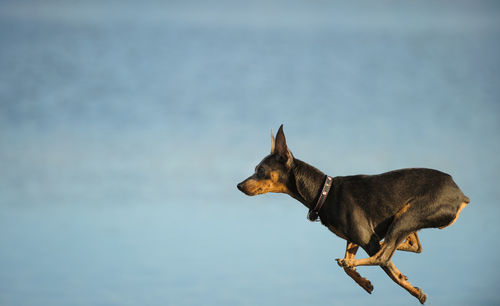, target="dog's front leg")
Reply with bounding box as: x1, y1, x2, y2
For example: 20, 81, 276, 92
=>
341, 241, 374, 294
